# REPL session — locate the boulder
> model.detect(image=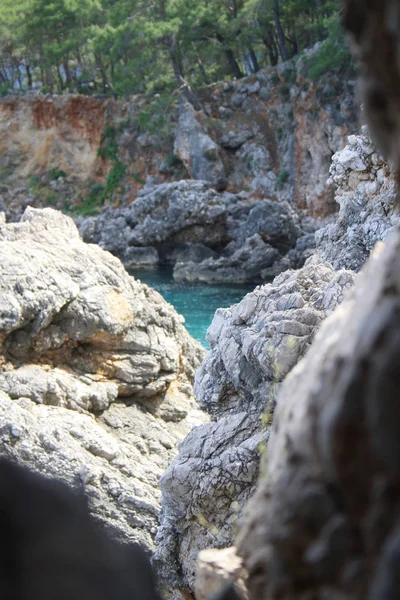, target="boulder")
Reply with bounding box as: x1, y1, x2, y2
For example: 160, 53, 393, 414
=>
237, 226, 400, 600
154, 256, 355, 592
316, 128, 400, 271
173, 234, 279, 284
123, 246, 159, 269
0, 207, 206, 549
173, 199, 300, 284
79, 182, 302, 284
78, 180, 232, 266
